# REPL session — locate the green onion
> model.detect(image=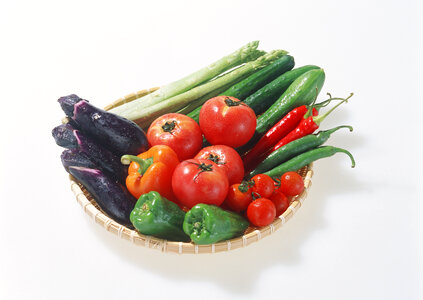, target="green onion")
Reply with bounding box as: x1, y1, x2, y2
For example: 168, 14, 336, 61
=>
125, 50, 288, 123
109, 41, 264, 116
